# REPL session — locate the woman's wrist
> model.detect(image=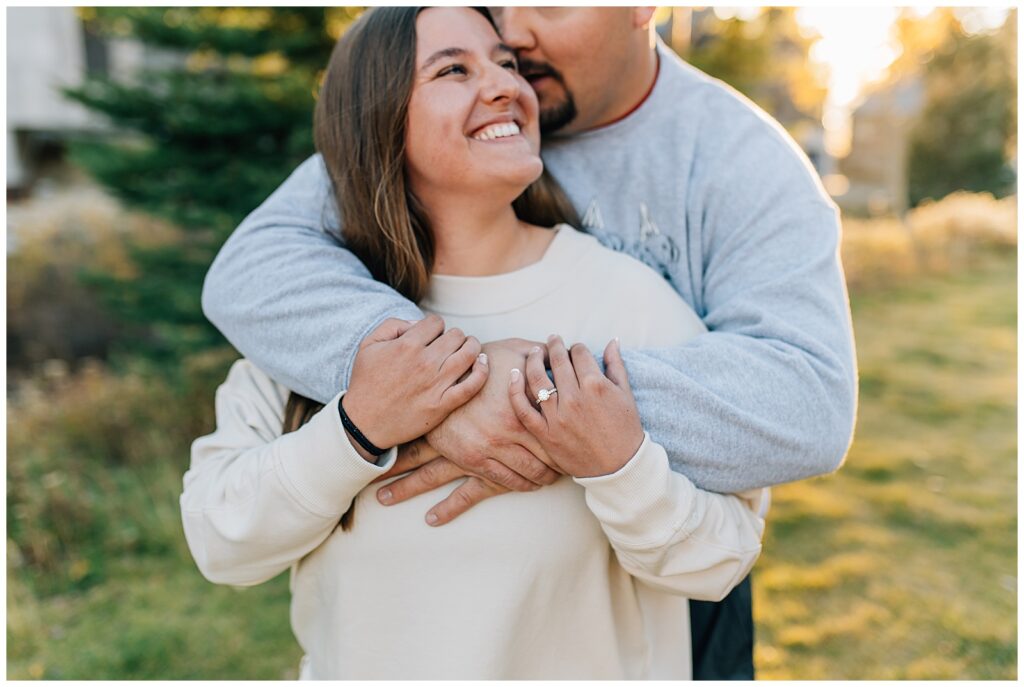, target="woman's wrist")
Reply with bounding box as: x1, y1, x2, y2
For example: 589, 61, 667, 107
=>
339, 393, 393, 460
